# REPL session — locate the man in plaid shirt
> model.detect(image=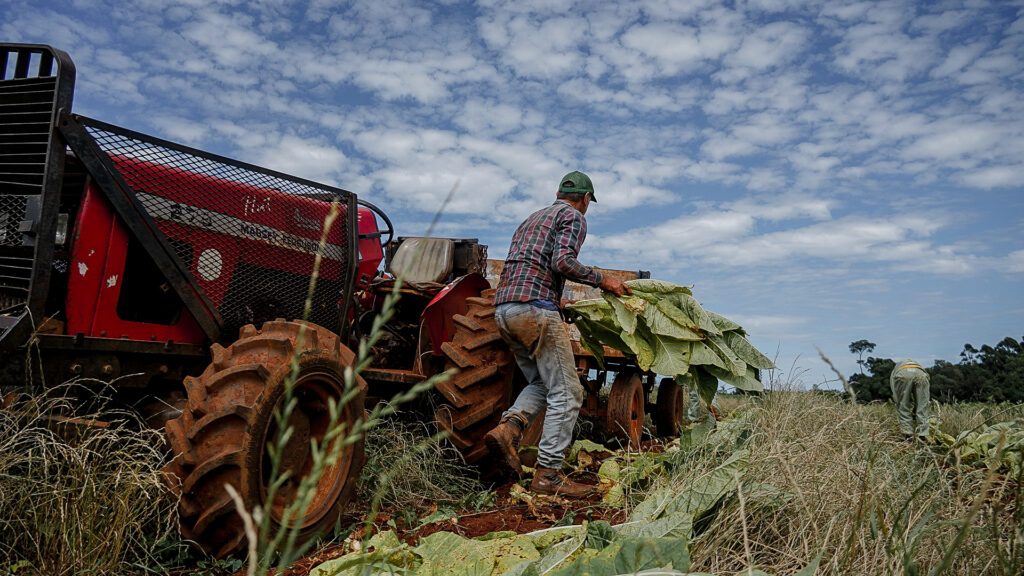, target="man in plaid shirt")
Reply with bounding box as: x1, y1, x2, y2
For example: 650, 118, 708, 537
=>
486, 171, 629, 497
